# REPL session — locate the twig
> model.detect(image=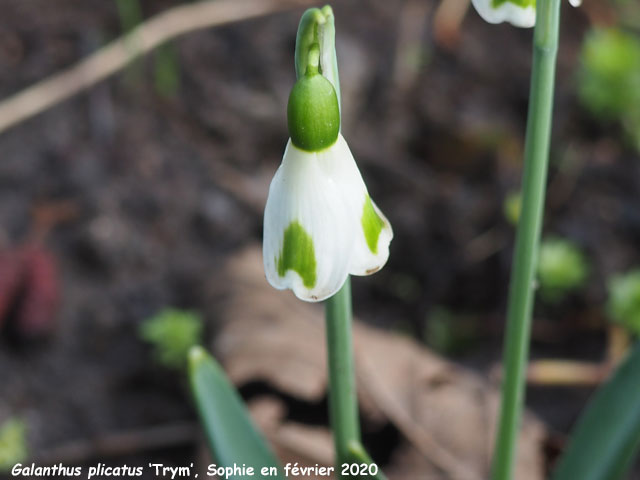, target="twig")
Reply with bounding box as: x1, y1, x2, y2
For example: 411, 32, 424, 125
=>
606, 324, 630, 366
526, 325, 629, 386
0, 0, 311, 135
527, 360, 609, 386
